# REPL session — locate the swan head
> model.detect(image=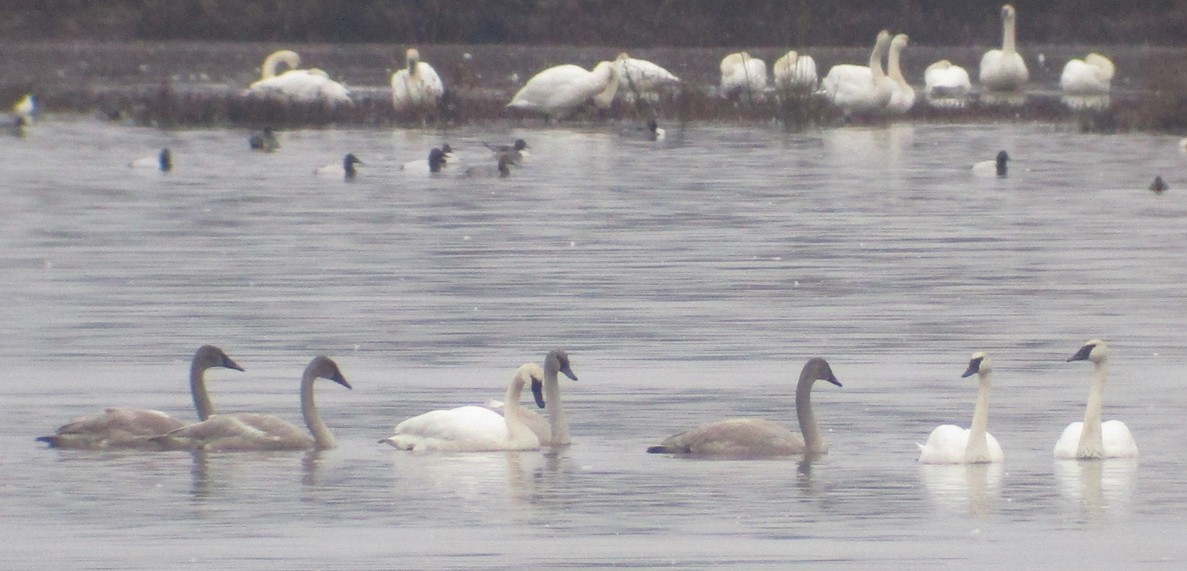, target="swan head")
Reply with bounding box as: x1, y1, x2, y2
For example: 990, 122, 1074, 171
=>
405, 48, 421, 71
511, 363, 547, 408
428, 148, 447, 172
1002, 4, 1016, 23
892, 34, 909, 50
803, 357, 842, 387
961, 352, 991, 378
875, 29, 893, 49
1068, 339, 1108, 364
307, 356, 351, 389
545, 348, 578, 382
195, 345, 245, 372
